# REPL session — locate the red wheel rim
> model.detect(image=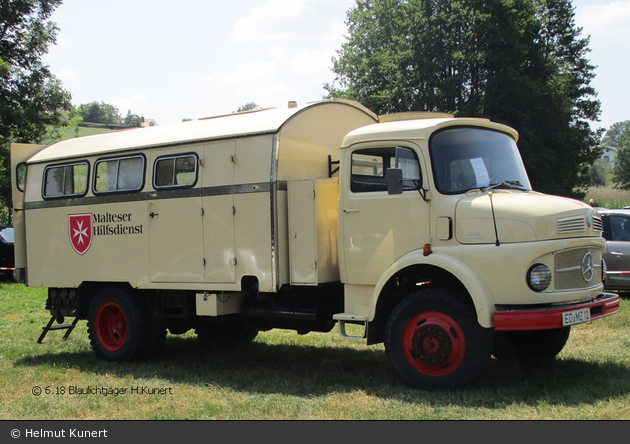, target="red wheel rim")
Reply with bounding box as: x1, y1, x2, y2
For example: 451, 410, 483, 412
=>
95, 302, 128, 352
403, 311, 466, 377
